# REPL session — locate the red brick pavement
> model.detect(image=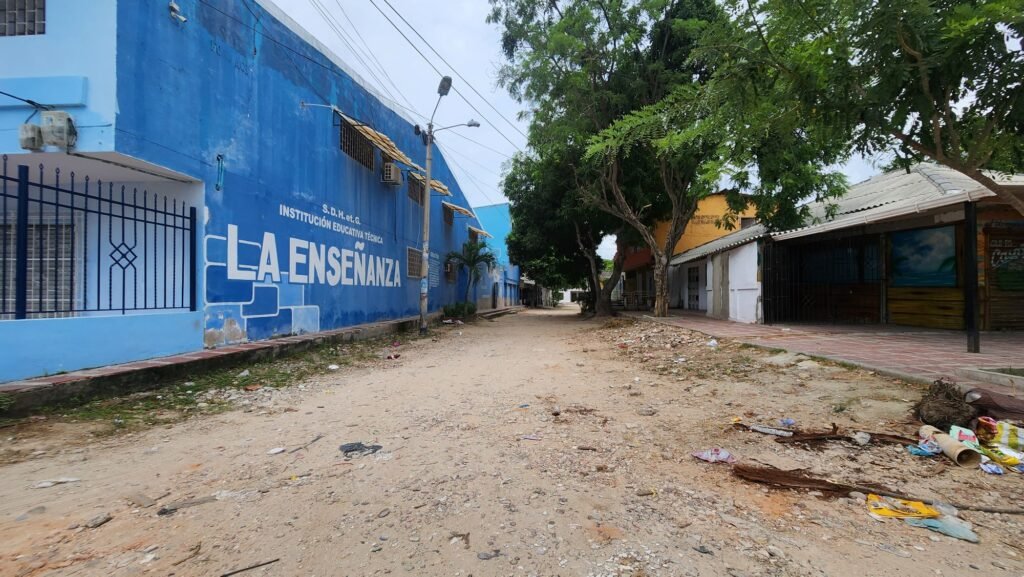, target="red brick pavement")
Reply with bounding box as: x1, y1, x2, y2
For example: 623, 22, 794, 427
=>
627, 311, 1024, 396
